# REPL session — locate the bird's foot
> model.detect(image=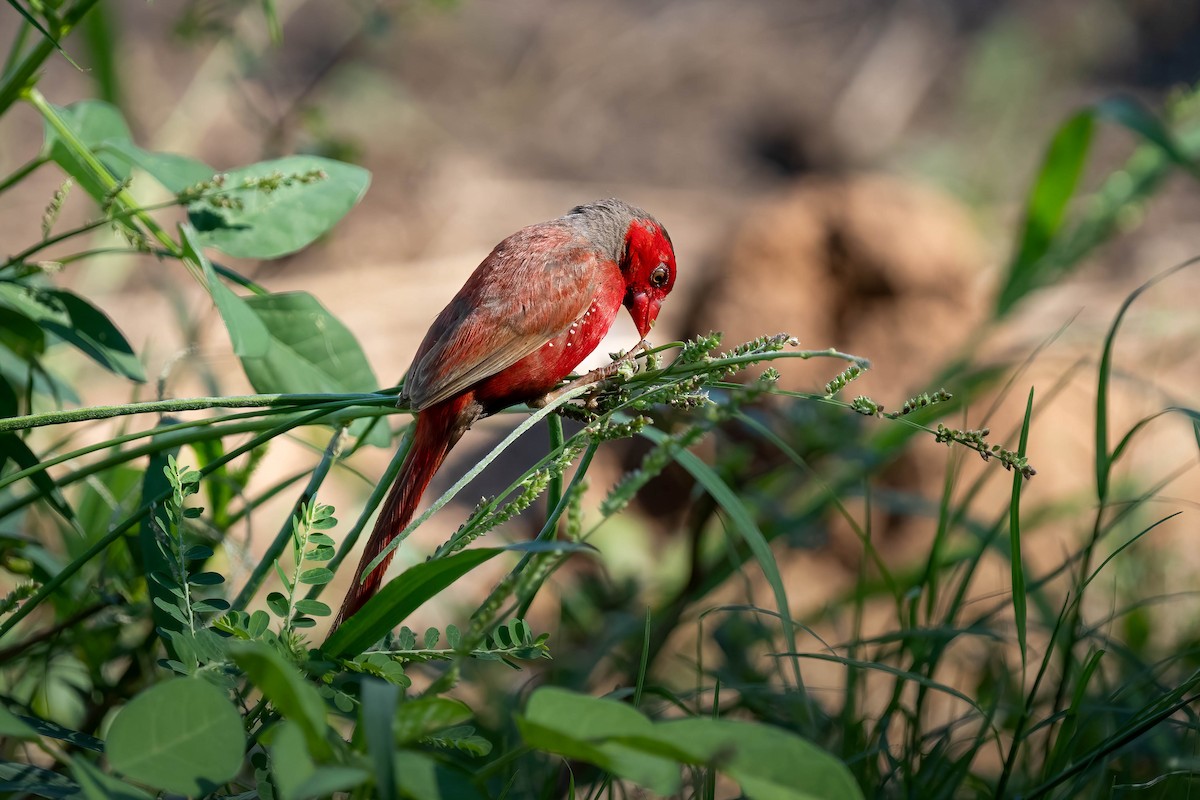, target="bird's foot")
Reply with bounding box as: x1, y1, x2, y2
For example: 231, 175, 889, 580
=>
532, 339, 650, 409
